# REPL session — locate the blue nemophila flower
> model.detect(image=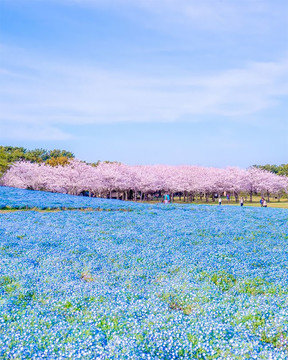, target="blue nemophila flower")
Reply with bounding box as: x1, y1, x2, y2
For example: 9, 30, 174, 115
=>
1, 187, 288, 358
